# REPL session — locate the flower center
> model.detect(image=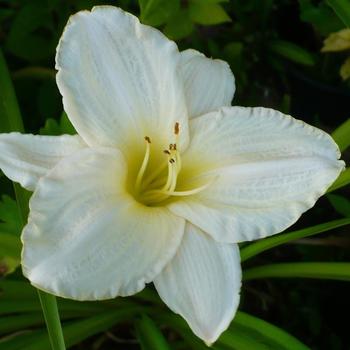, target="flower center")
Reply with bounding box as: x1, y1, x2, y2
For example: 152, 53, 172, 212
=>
133, 122, 213, 206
